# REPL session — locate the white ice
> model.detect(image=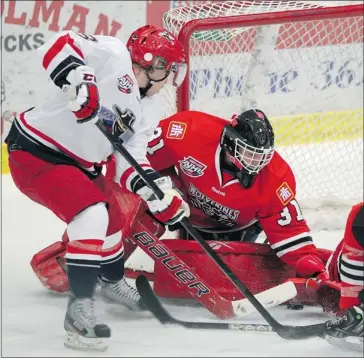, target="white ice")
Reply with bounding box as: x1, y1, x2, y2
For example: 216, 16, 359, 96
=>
1, 175, 361, 357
